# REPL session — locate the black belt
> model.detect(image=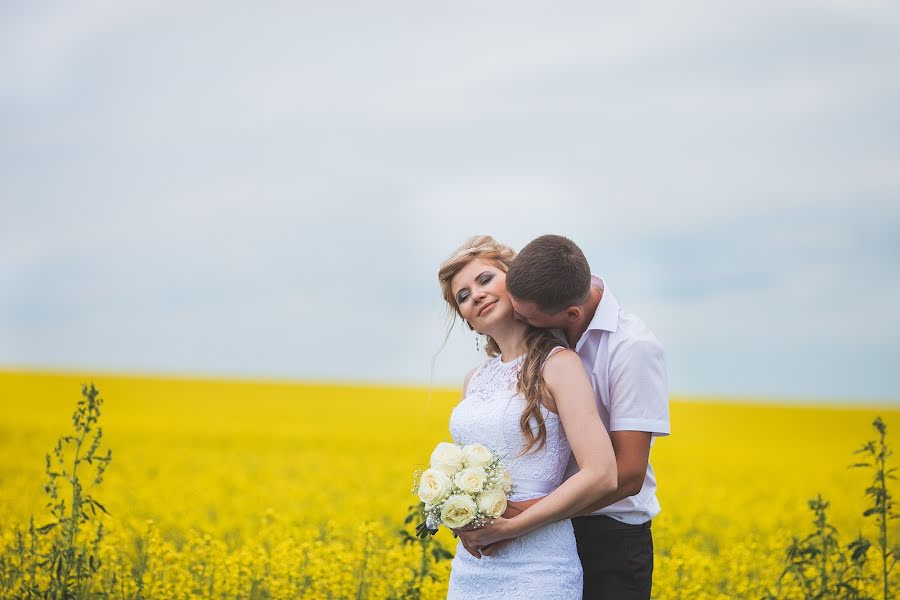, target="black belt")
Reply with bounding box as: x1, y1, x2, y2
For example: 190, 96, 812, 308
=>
572, 514, 651, 532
